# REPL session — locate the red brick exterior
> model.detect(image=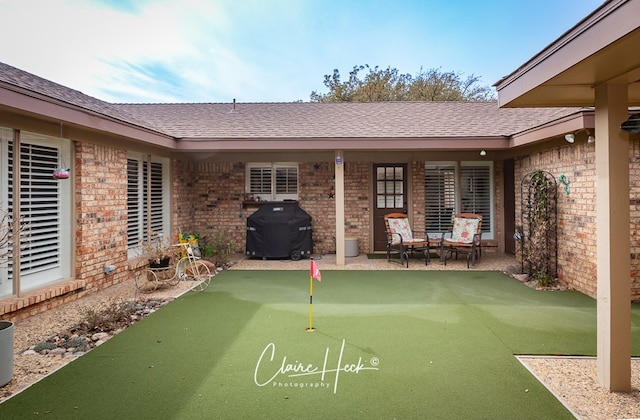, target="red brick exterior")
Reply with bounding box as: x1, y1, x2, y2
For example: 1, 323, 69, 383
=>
172, 160, 371, 256
515, 140, 640, 300
75, 143, 129, 291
